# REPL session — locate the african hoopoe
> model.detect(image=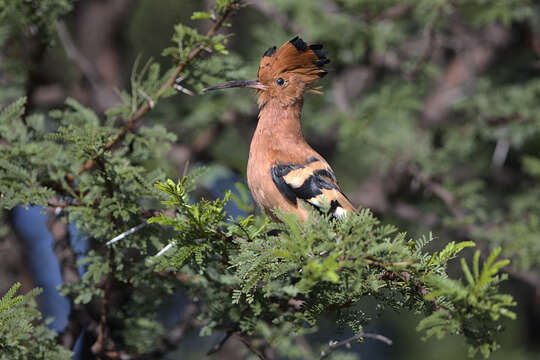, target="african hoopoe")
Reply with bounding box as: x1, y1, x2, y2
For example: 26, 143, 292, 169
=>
204, 36, 356, 222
